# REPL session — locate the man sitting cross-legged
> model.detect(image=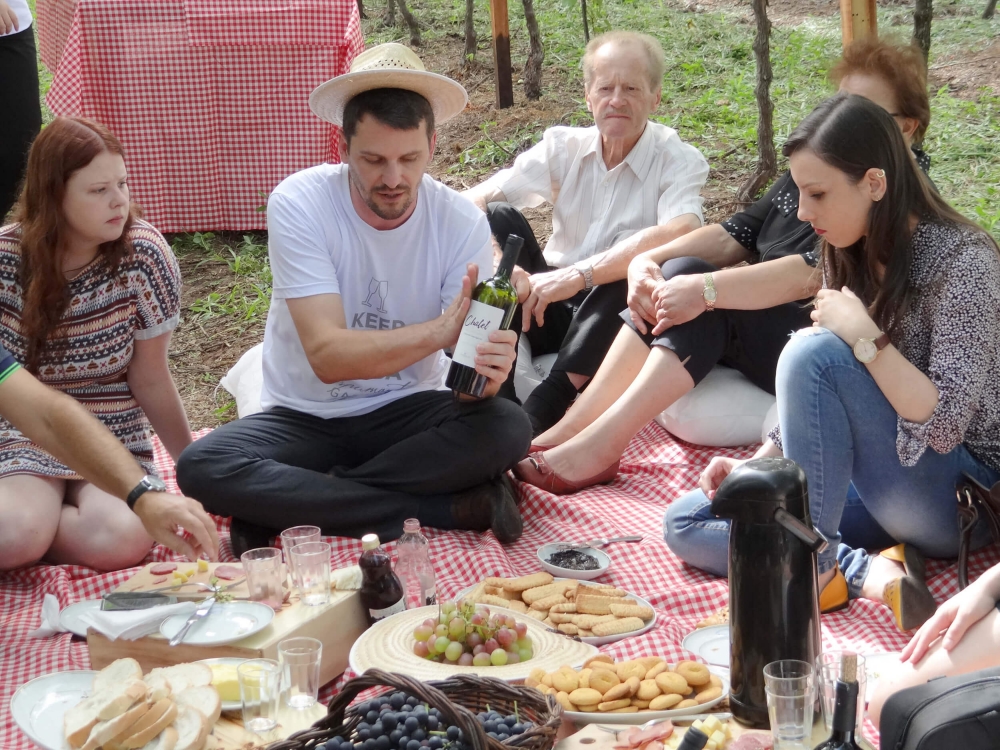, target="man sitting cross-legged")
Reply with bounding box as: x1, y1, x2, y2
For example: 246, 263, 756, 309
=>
177, 44, 532, 555
464, 31, 709, 434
